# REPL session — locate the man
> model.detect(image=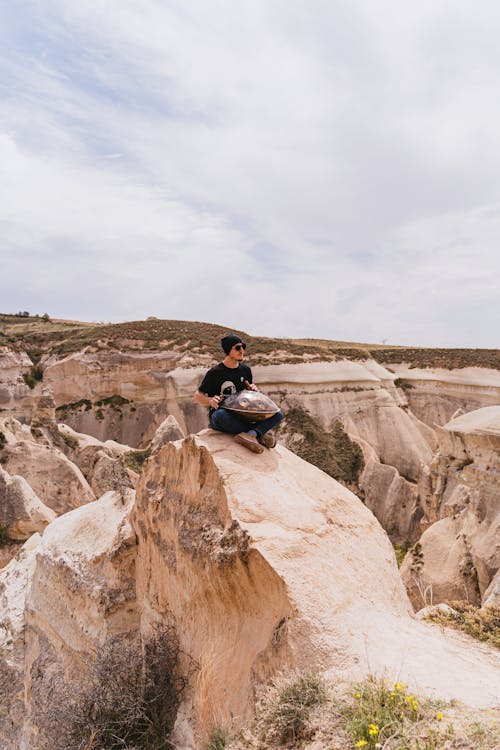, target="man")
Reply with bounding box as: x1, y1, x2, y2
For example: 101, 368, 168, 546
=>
194, 333, 283, 454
